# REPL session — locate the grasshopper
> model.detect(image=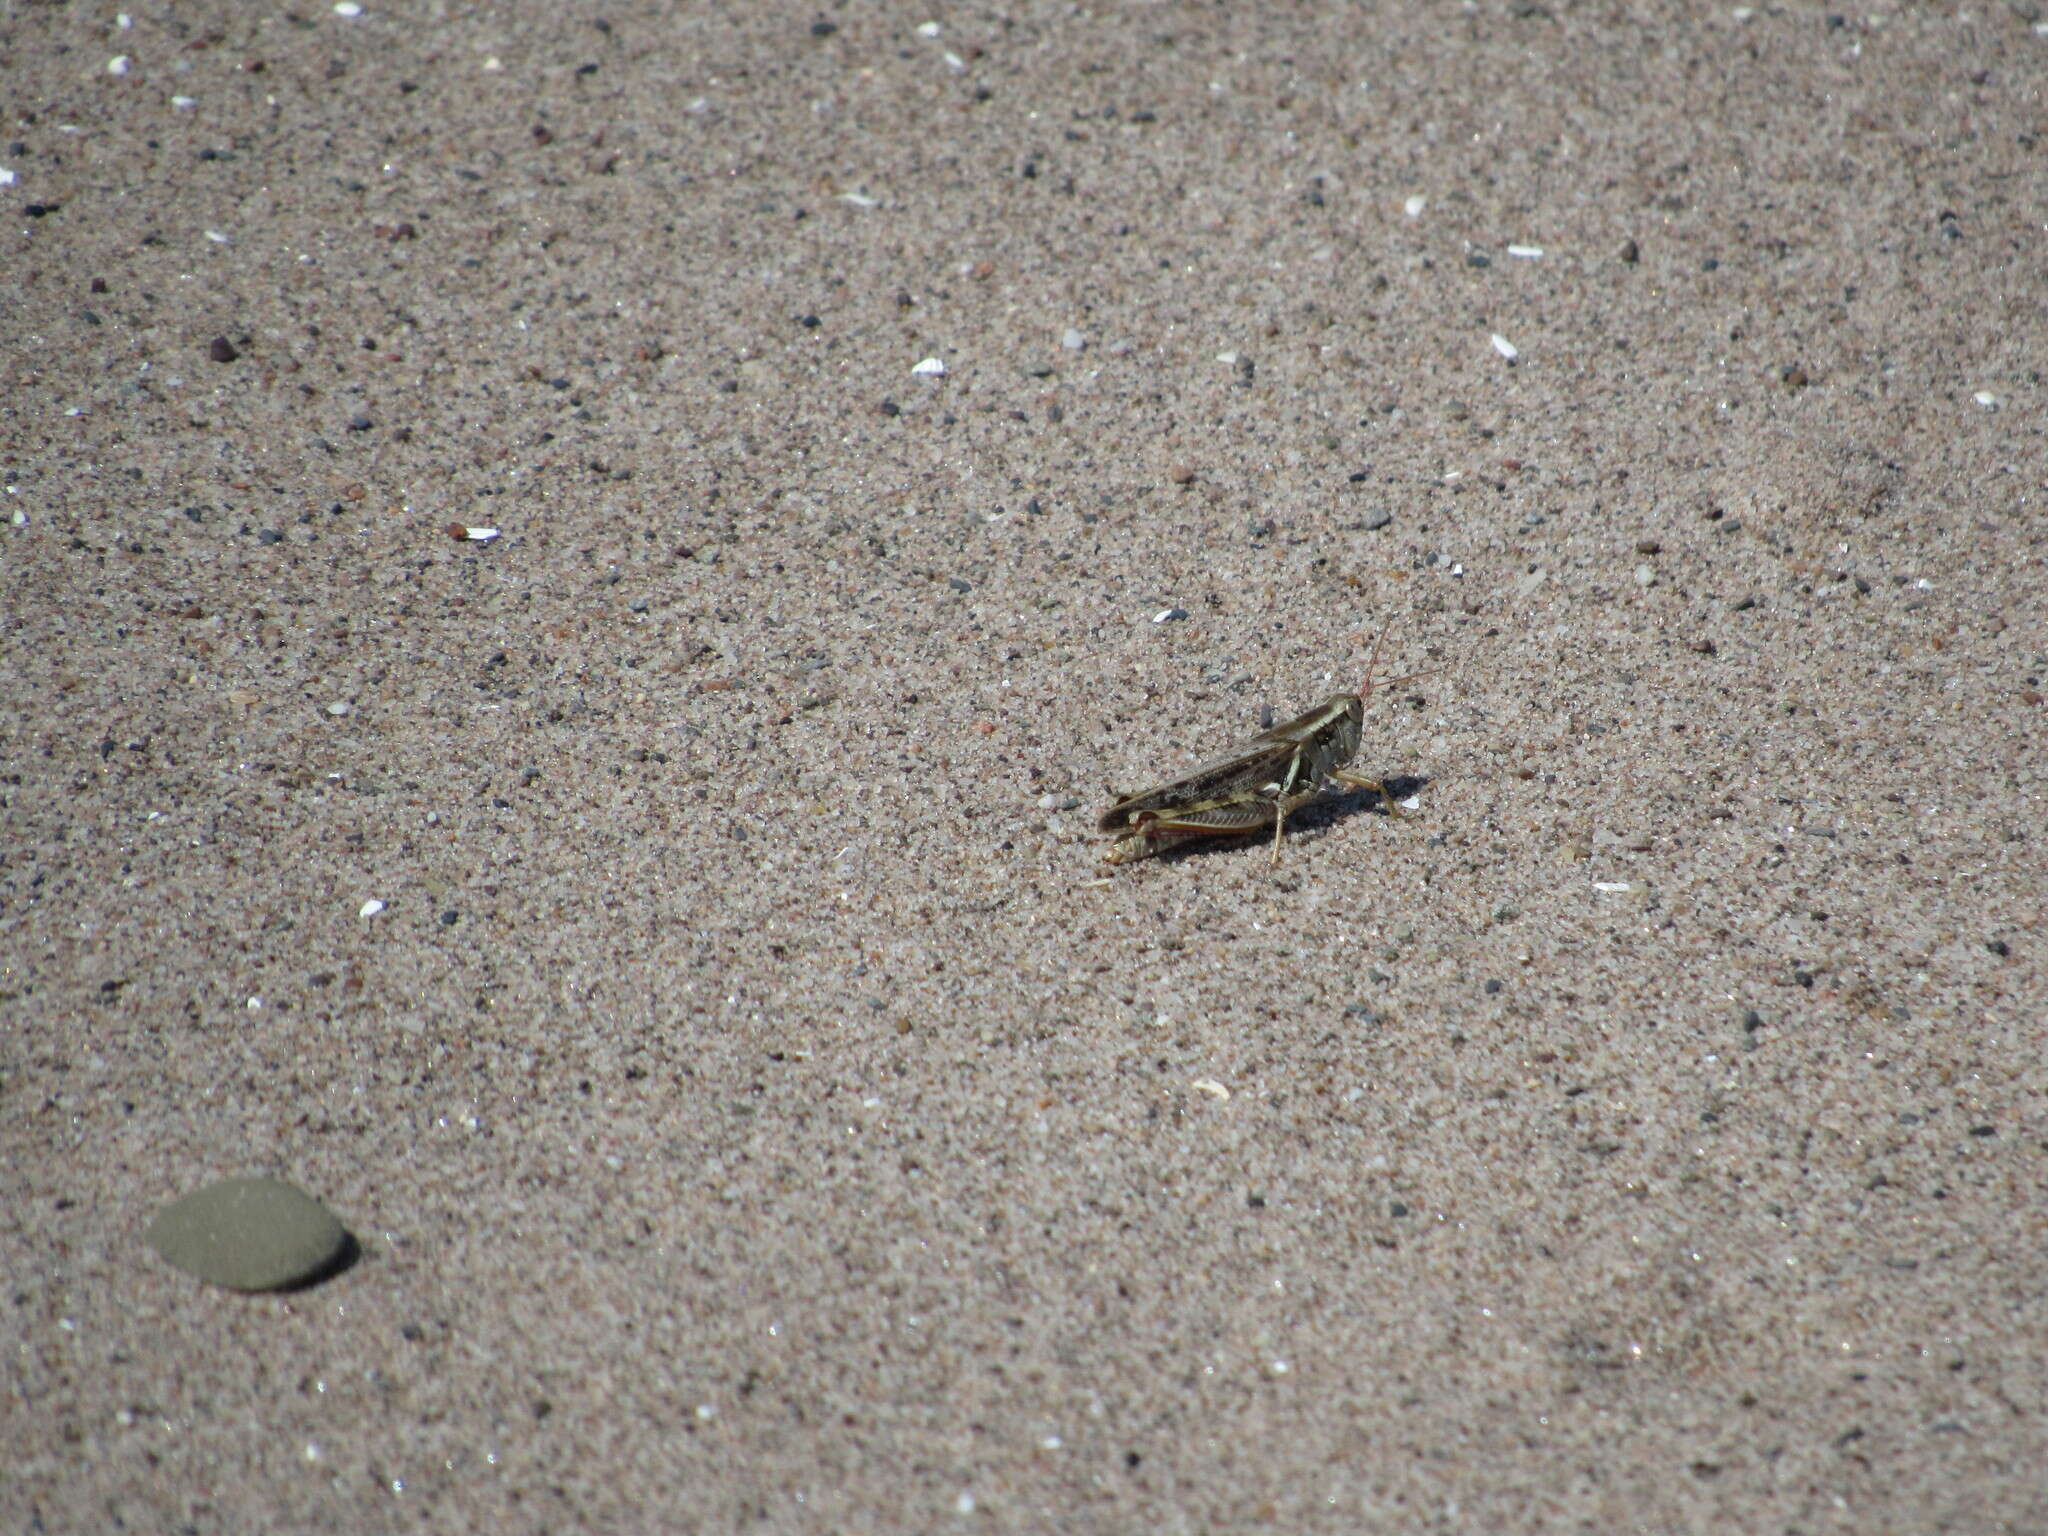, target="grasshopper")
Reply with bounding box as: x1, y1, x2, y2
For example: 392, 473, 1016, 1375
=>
1098, 625, 1432, 867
